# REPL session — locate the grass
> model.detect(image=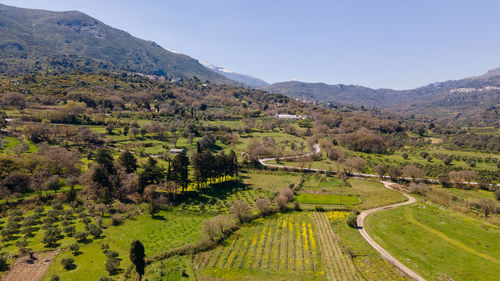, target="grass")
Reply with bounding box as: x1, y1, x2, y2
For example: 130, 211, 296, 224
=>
349, 179, 407, 209
295, 194, 360, 205
29, 209, 206, 281
242, 170, 300, 193
366, 201, 500, 281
